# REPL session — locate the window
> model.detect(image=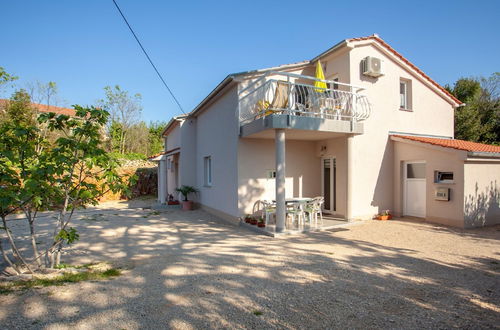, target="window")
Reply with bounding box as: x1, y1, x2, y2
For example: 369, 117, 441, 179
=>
399, 79, 412, 110
204, 156, 212, 186
406, 163, 425, 179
